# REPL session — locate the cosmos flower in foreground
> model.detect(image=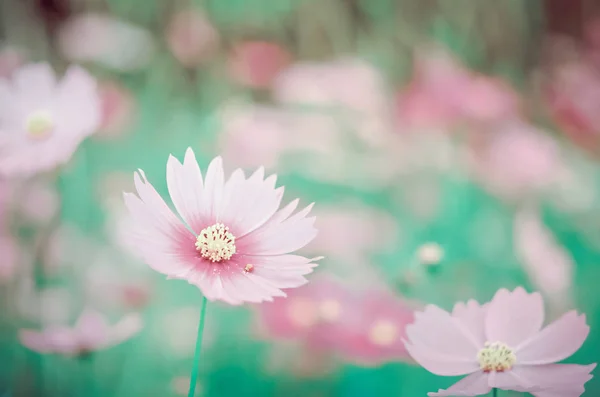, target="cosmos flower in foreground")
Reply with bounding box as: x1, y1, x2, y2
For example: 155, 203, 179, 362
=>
404, 287, 595, 396
0, 63, 100, 176
123, 148, 320, 305
19, 310, 142, 356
